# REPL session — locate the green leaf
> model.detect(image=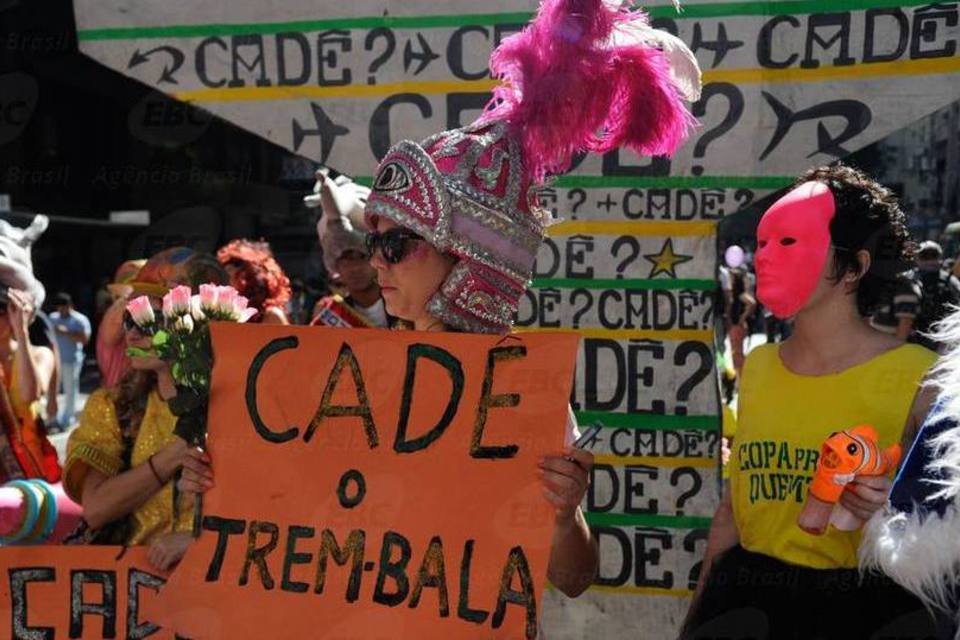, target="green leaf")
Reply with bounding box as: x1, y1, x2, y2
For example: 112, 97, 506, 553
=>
152, 331, 169, 347
126, 346, 154, 358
